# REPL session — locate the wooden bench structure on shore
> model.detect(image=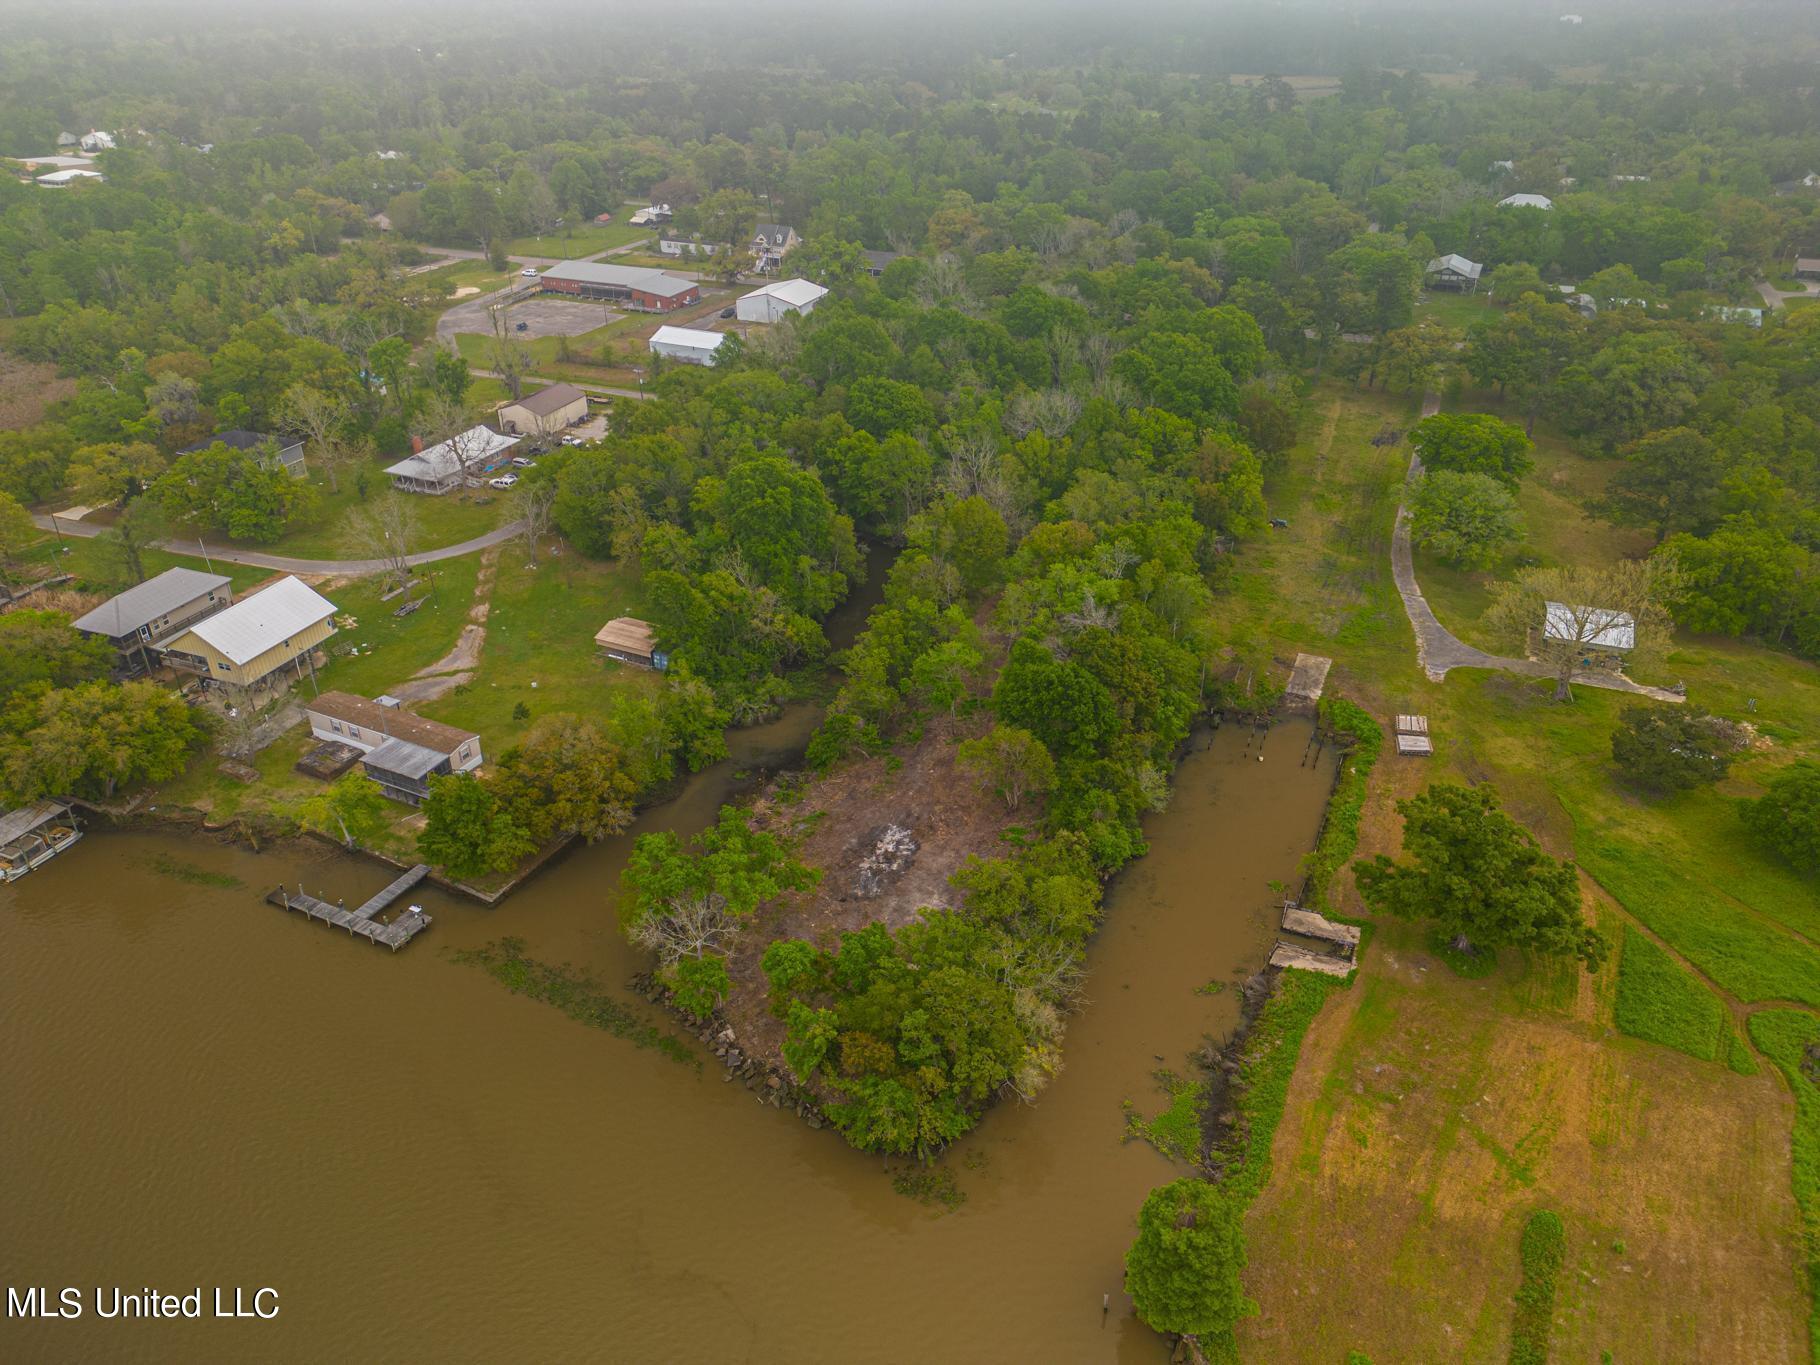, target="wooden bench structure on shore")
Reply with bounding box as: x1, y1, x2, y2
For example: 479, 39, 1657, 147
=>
264, 864, 433, 951
1268, 942, 1356, 978
1282, 903, 1362, 951
1271, 897, 1360, 978
1394, 713, 1433, 757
